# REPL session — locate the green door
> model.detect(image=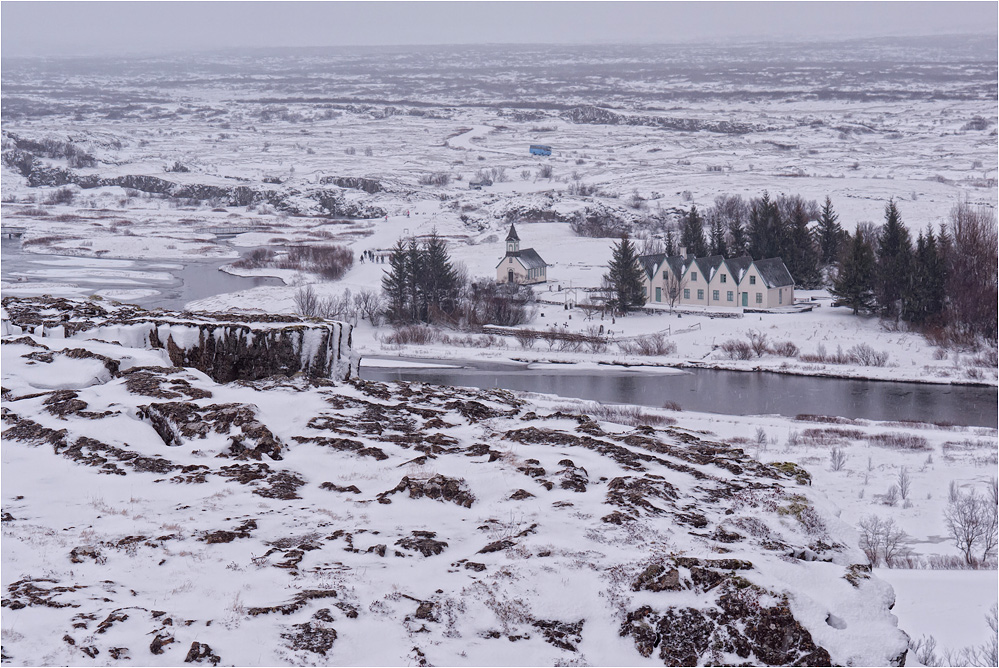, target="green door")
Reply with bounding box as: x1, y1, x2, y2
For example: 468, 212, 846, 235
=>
741, 292, 748, 307
655, 287, 661, 302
